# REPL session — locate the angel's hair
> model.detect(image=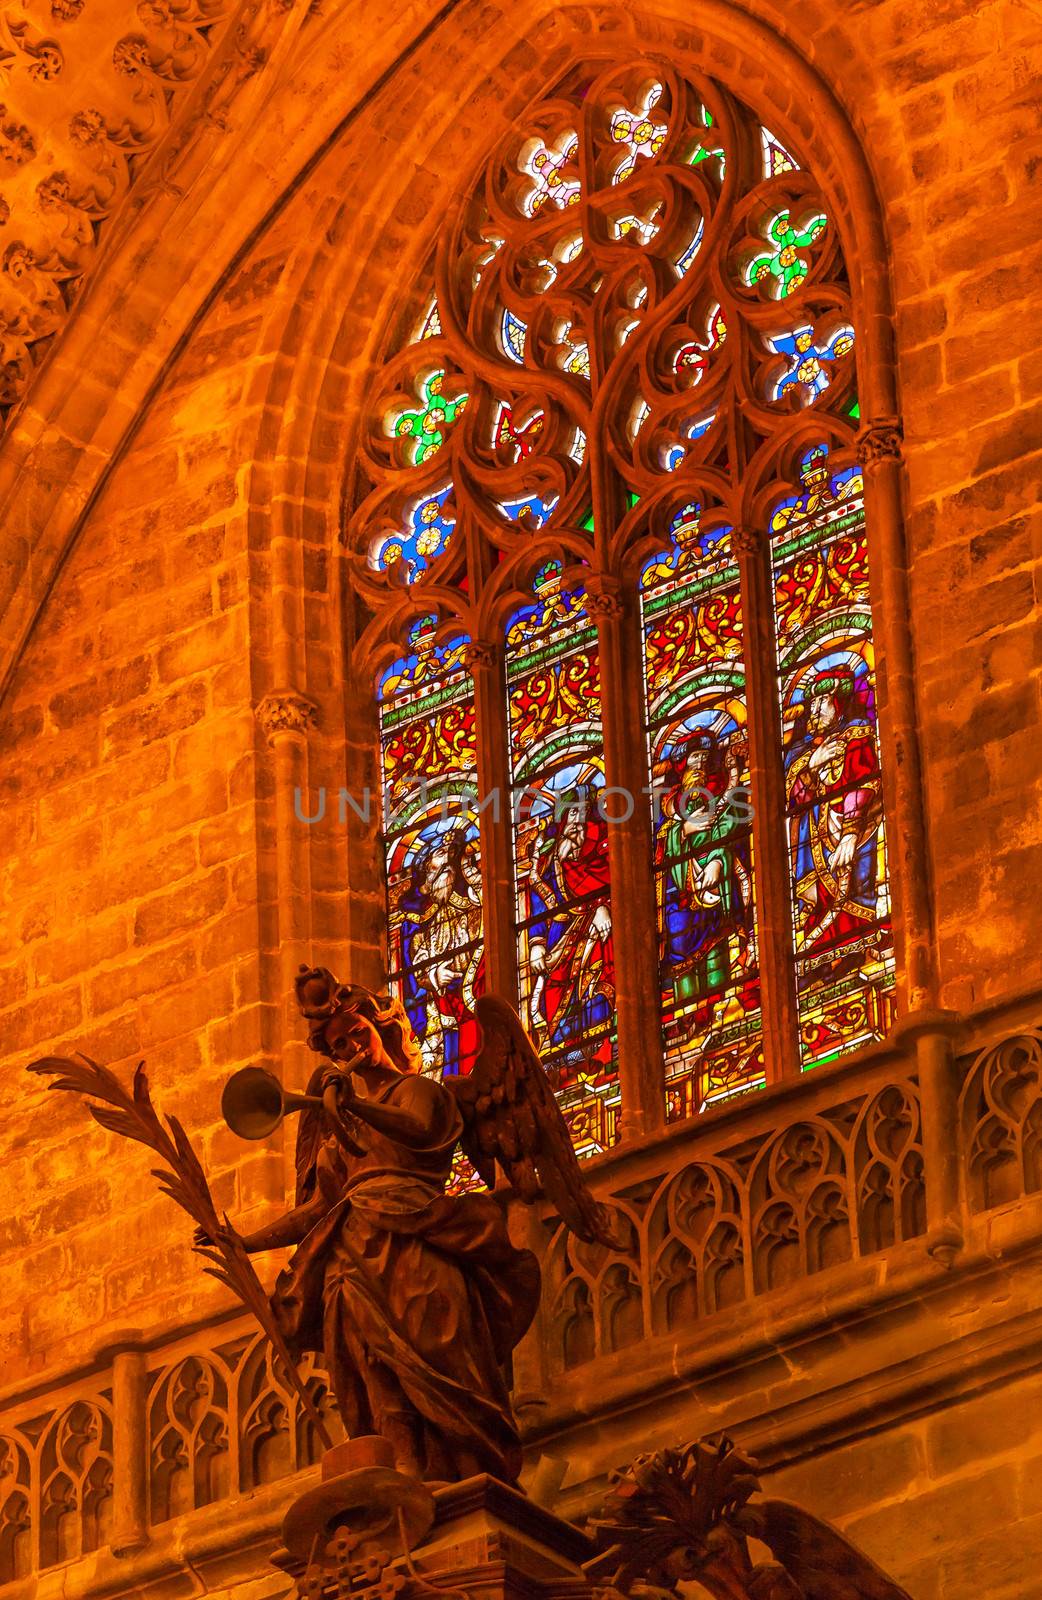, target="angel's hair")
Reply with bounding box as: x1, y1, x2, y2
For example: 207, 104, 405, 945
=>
348, 987, 424, 1077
